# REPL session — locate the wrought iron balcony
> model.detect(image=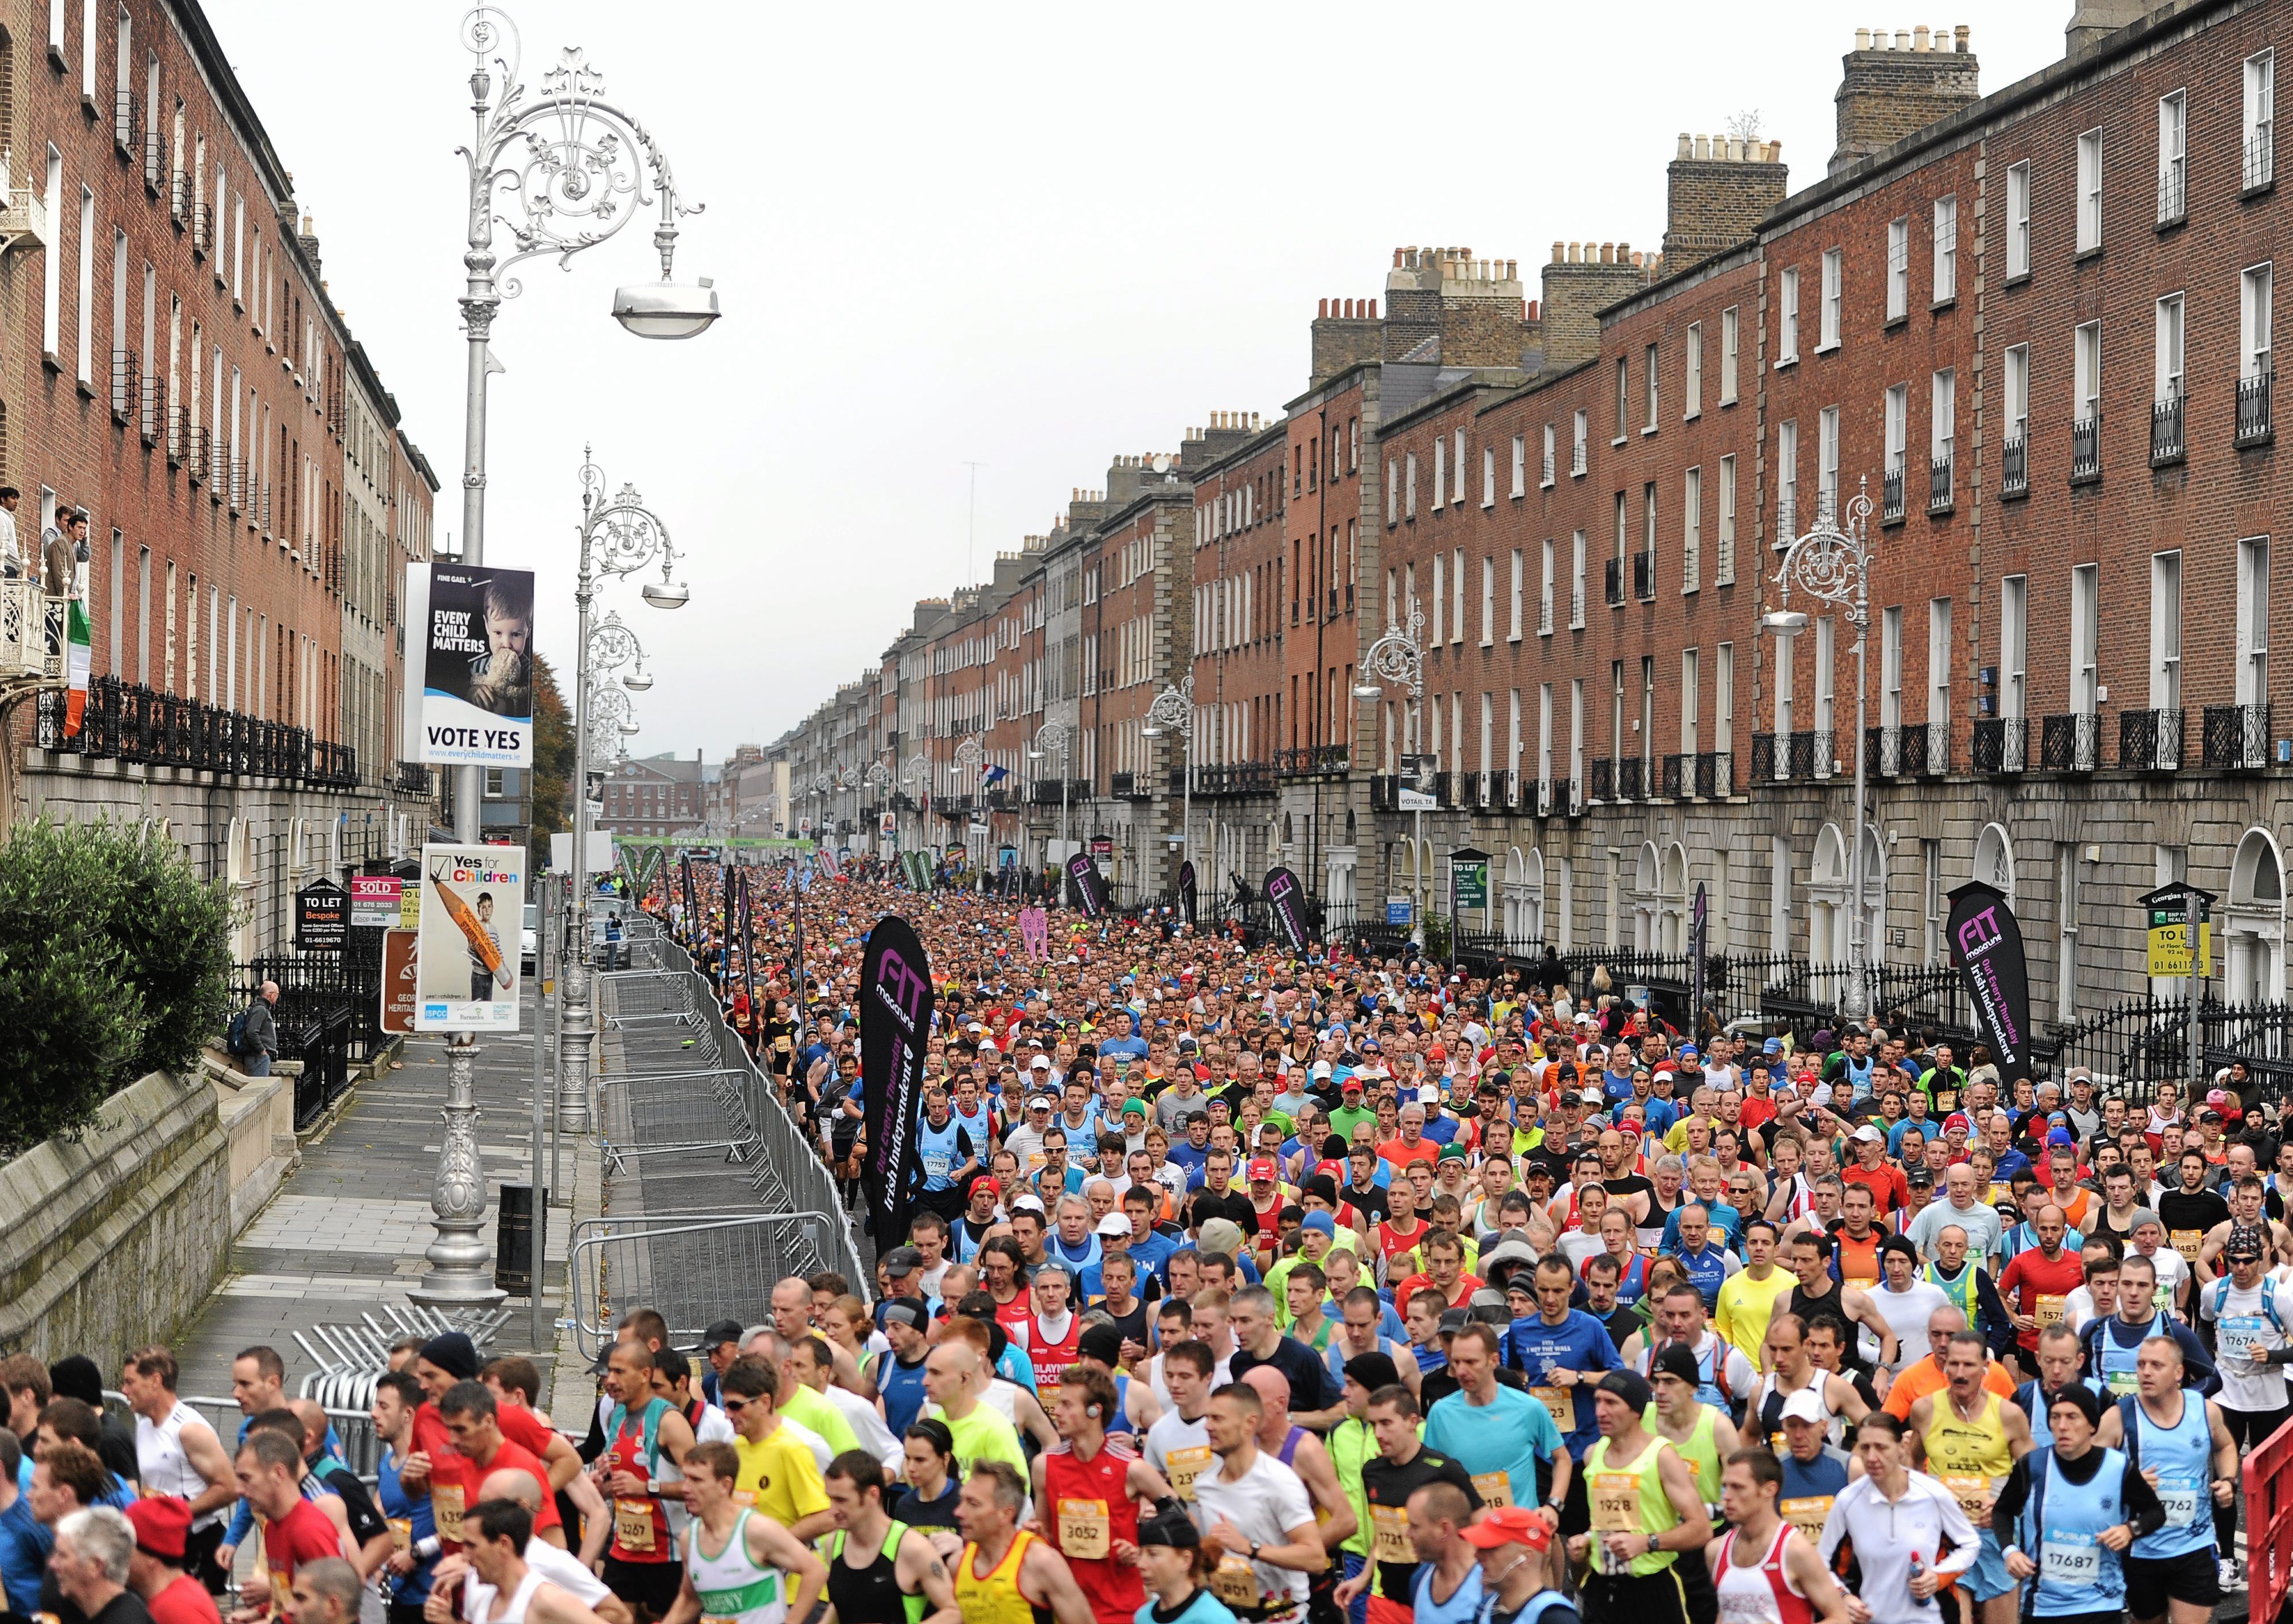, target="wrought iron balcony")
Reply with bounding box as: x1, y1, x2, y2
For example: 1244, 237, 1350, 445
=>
2040, 710, 2100, 773
1633, 549, 1656, 602
1972, 716, 2030, 774
1917, 718, 1950, 775
1928, 453, 1954, 513
1273, 744, 1349, 777
1659, 753, 1685, 799
37, 678, 357, 789
1867, 725, 1900, 776
2151, 393, 2186, 466
1881, 466, 1905, 522
2120, 706, 2184, 771
1604, 556, 1625, 607
1587, 758, 1614, 802
2202, 702, 2272, 770
2238, 370, 2275, 448
1750, 732, 1778, 784
2071, 413, 2102, 485
2002, 434, 2029, 498
1616, 755, 1644, 800
114, 88, 140, 157
1812, 728, 1836, 779
1430, 771, 1452, 806
390, 760, 433, 797
1694, 751, 1732, 798
139, 370, 158, 446
165, 403, 186, 466
110, 346, 137, 425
